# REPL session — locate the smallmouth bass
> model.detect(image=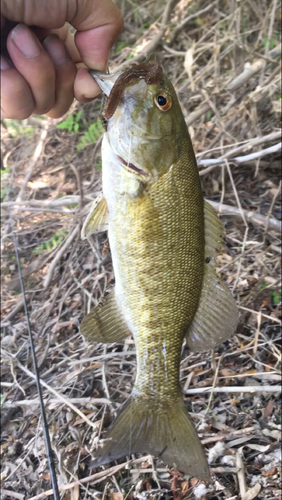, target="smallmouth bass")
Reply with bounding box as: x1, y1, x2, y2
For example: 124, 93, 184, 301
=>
81, 56, 238, 480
